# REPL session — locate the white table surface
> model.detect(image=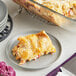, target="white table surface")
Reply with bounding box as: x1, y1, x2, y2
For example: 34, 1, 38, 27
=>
0, 0, 76, 76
